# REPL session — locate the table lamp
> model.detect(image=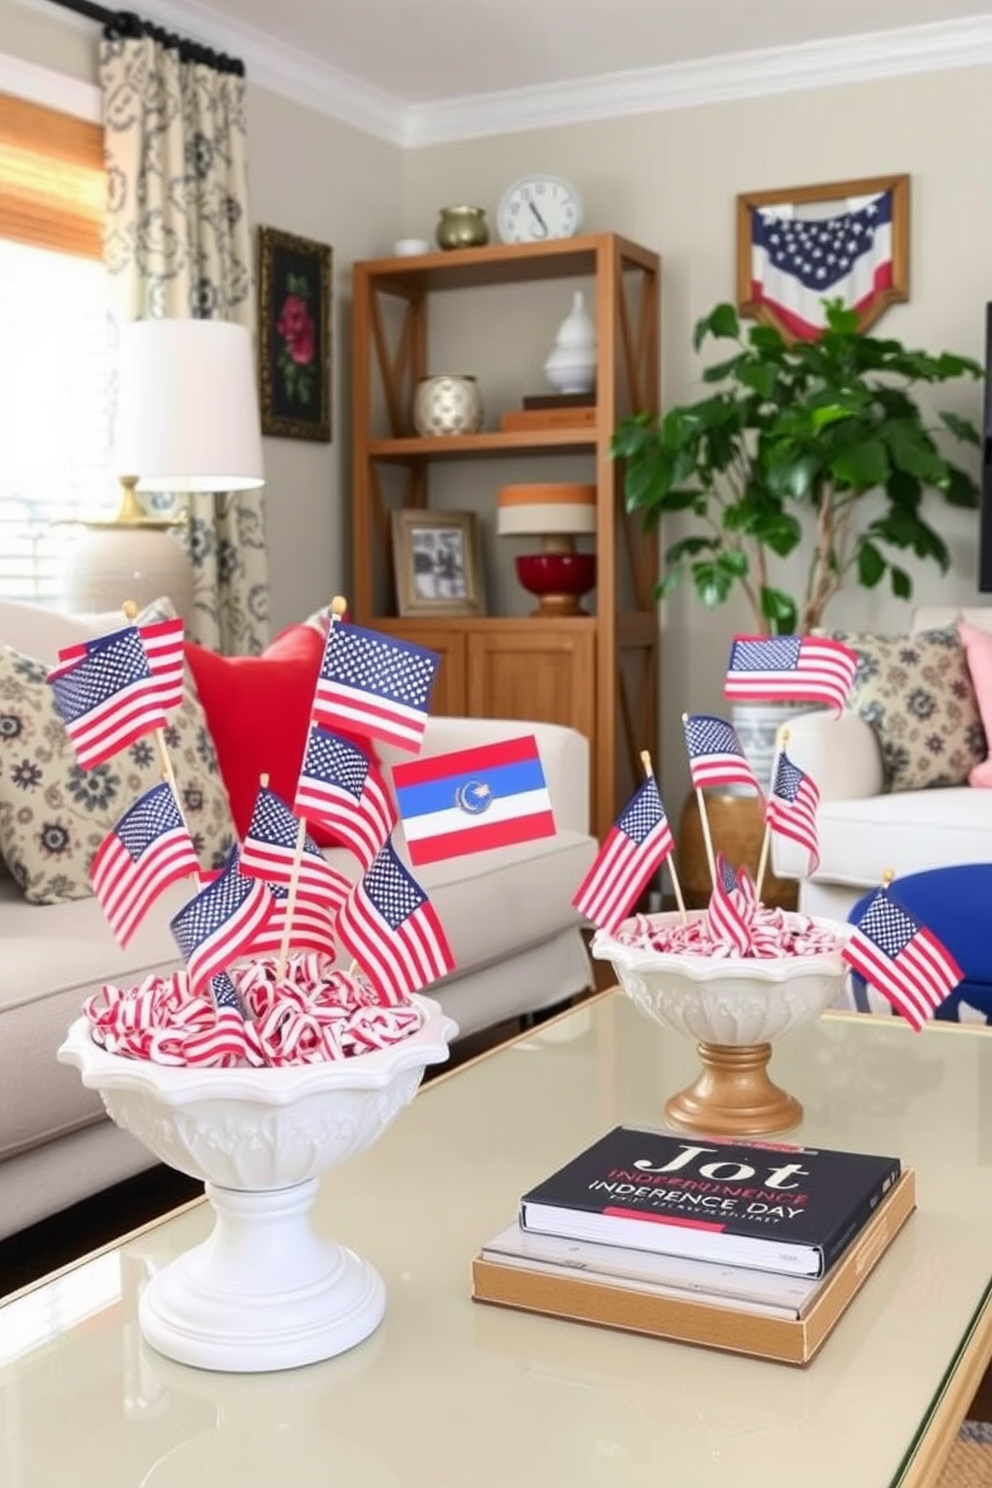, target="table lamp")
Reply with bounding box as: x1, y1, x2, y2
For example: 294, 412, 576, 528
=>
496, 482, 597, 617
59, 319, 265, 622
